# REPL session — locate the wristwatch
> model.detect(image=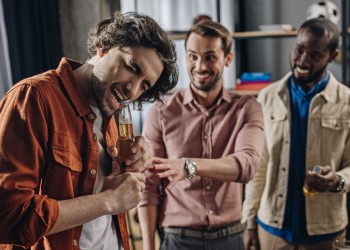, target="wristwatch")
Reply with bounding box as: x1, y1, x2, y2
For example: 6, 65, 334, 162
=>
183, 158, 197, 180
334, 175, 345, 193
